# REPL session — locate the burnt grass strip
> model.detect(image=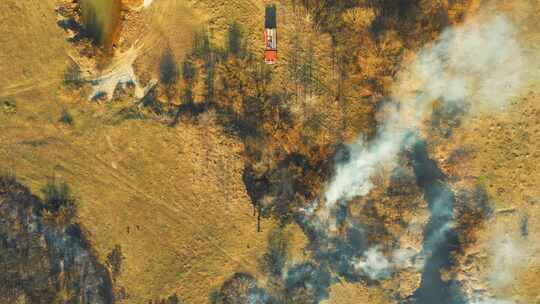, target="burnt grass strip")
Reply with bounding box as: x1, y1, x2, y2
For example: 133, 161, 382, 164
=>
0, 175, 114, 303
407, 138, 466, 304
